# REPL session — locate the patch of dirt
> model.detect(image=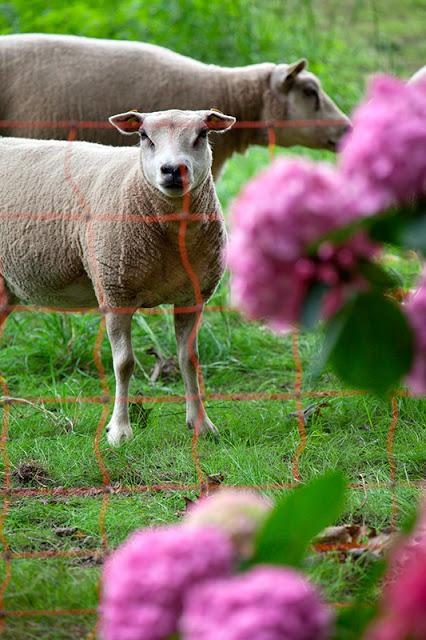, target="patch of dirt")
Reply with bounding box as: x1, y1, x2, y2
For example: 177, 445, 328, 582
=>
12, 461, 50, 487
